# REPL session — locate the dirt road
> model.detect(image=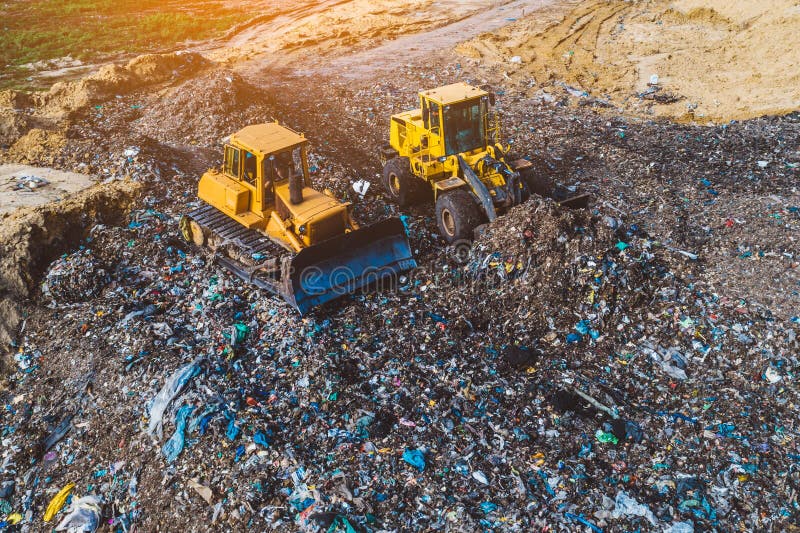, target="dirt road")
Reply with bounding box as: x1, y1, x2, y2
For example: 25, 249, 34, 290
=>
210, 0, 556, 75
